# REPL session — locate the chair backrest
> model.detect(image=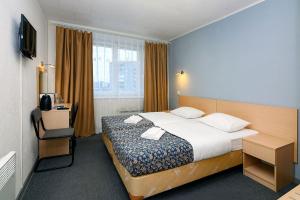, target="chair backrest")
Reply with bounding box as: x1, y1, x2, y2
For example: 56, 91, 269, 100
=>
31, 108, 45, 139
70, 103, 79, 128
